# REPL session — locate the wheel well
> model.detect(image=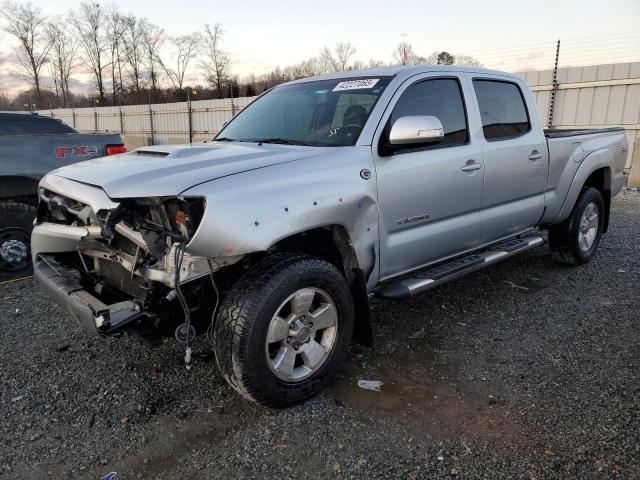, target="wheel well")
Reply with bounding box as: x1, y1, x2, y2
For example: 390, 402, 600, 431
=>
210, 227, 373, 347
271, 226, 356, 272
232, 226, 373, 347
271, 226, 372, 346
0, 176, 39, 202
583, 168, 611, 233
